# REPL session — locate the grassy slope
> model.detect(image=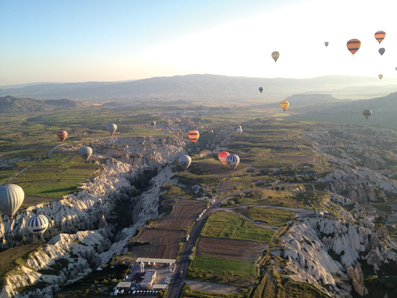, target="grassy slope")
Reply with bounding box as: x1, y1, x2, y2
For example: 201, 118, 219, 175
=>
234, 207, 294, 227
